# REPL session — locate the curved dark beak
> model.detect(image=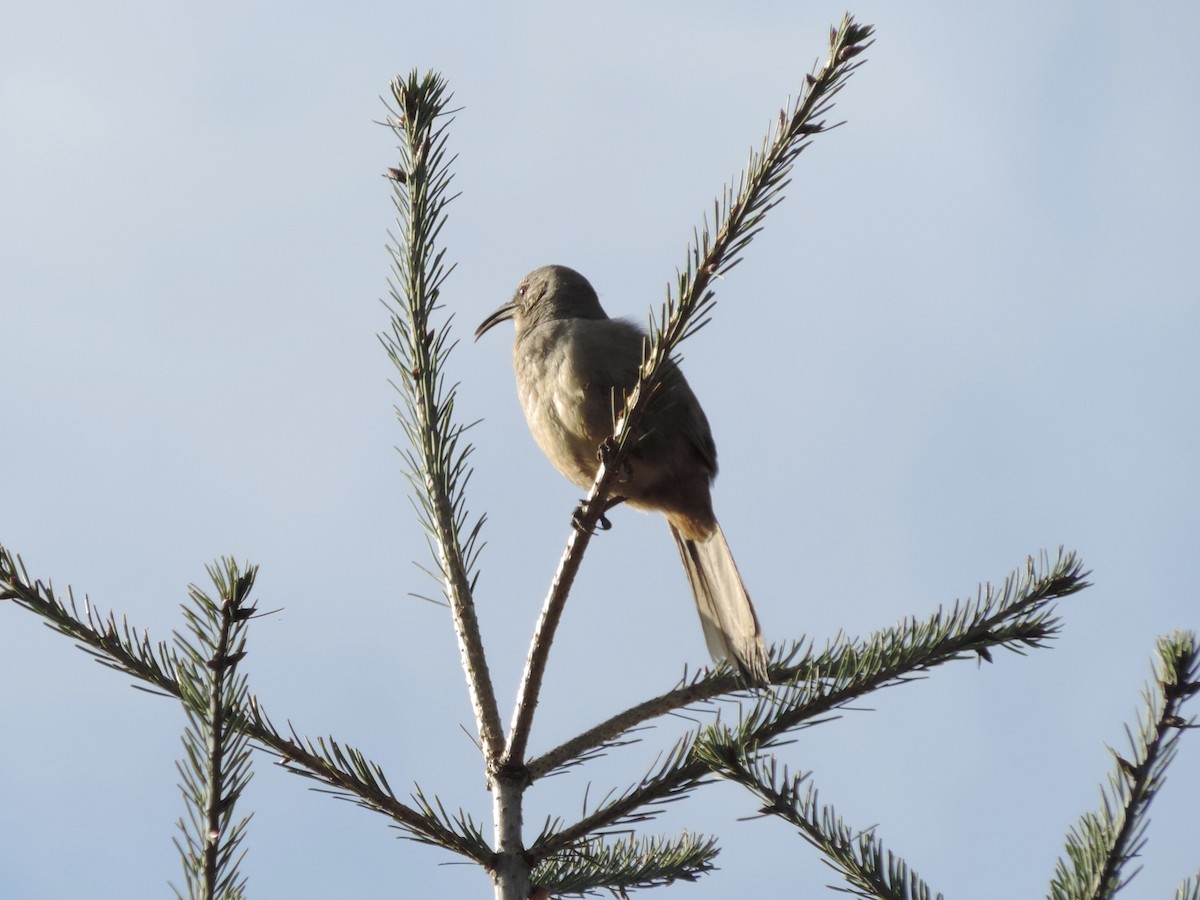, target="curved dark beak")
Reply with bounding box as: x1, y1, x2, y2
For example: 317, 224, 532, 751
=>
474, 301, 518, 341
